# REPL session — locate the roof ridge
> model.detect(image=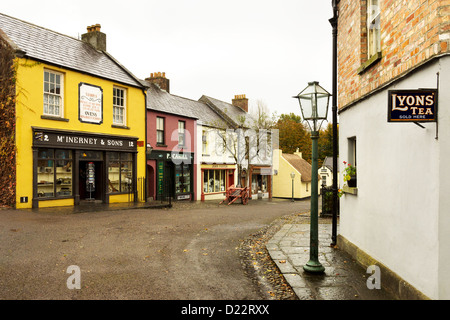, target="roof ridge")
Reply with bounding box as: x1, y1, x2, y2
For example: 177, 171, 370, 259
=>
0, 12, 81, 43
